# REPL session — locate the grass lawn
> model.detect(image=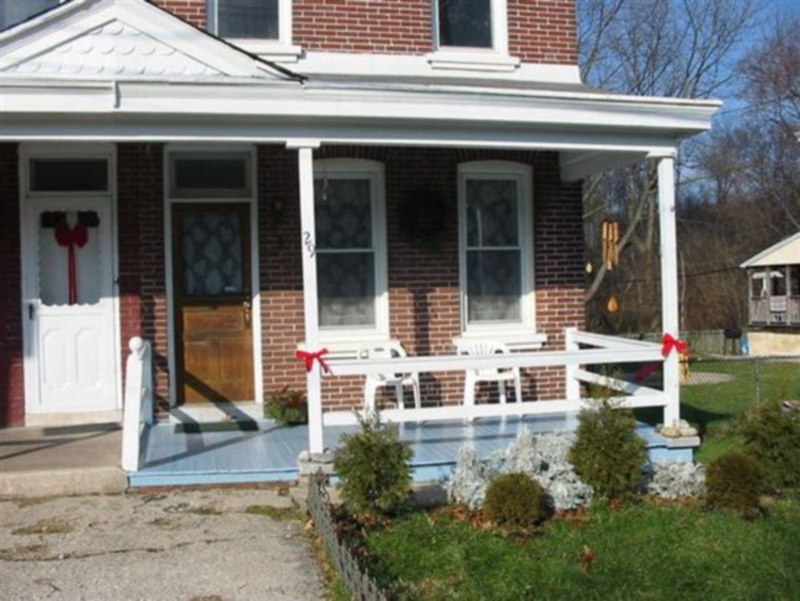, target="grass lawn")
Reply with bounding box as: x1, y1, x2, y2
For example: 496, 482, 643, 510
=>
635, 357, 800, 463
363, 496, 800, 601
